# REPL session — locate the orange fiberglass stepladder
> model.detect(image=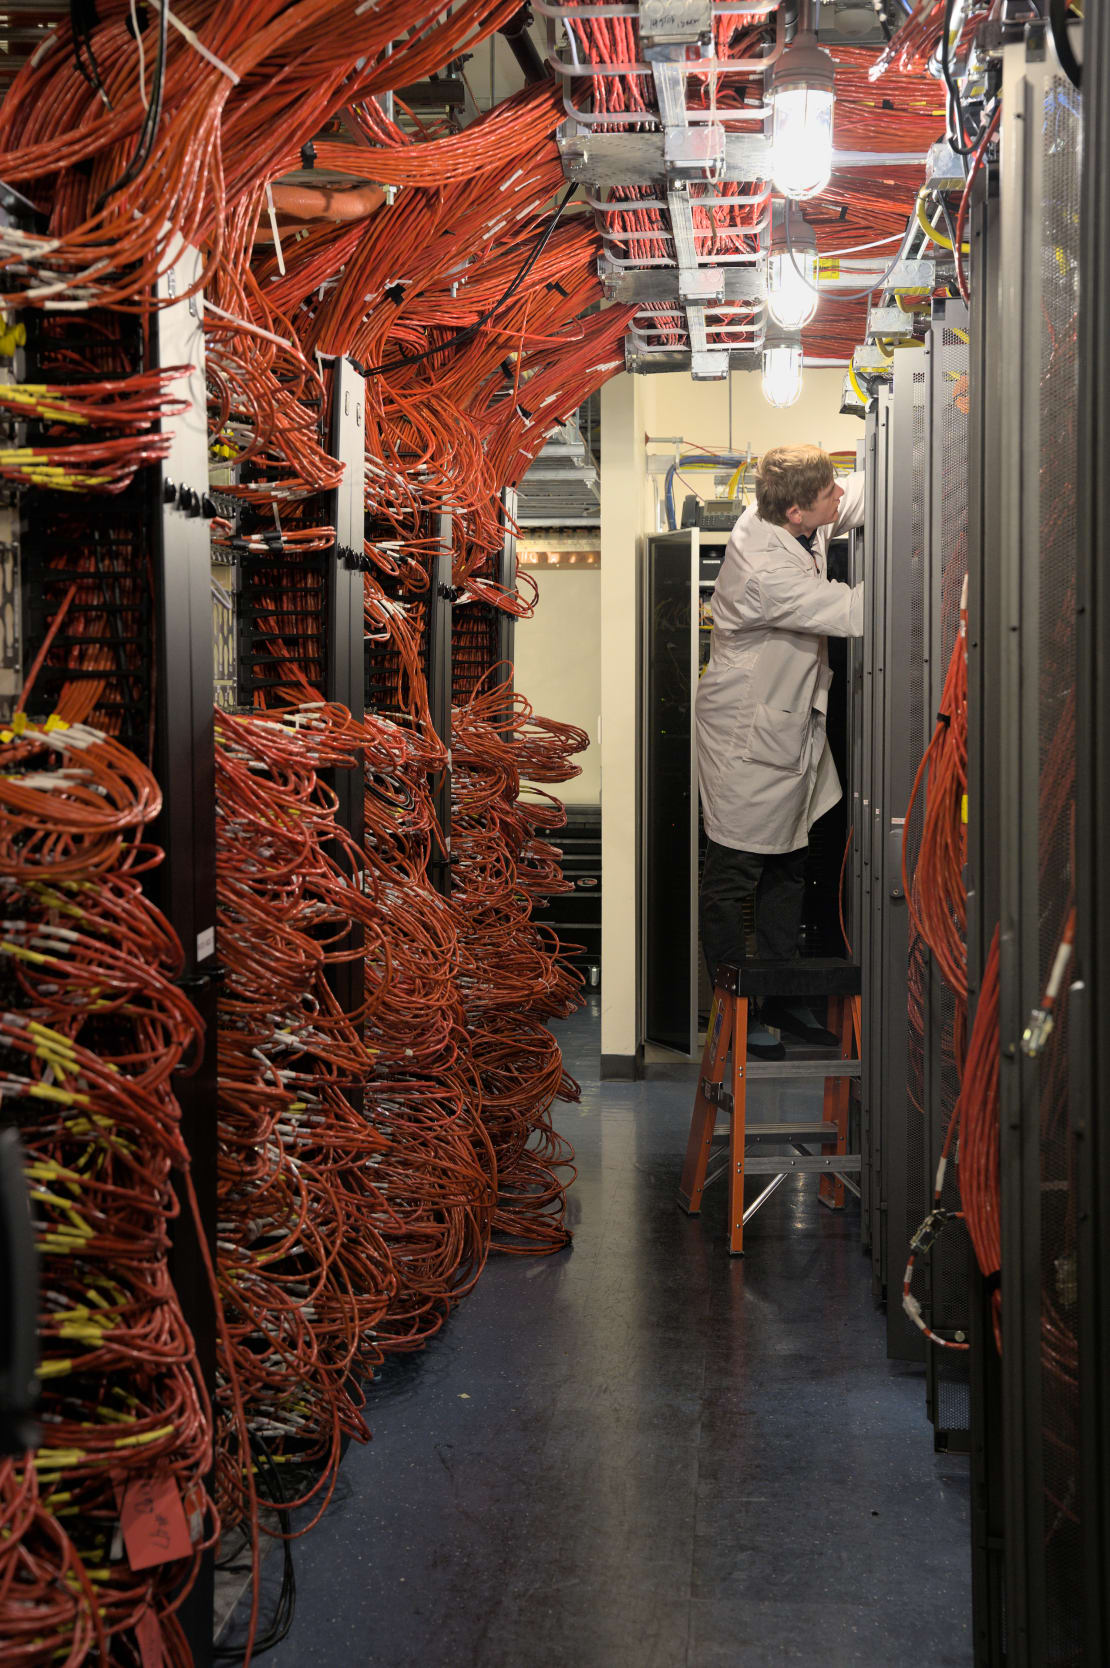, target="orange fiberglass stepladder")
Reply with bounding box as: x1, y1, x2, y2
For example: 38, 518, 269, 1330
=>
678, 958, 863, 1255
